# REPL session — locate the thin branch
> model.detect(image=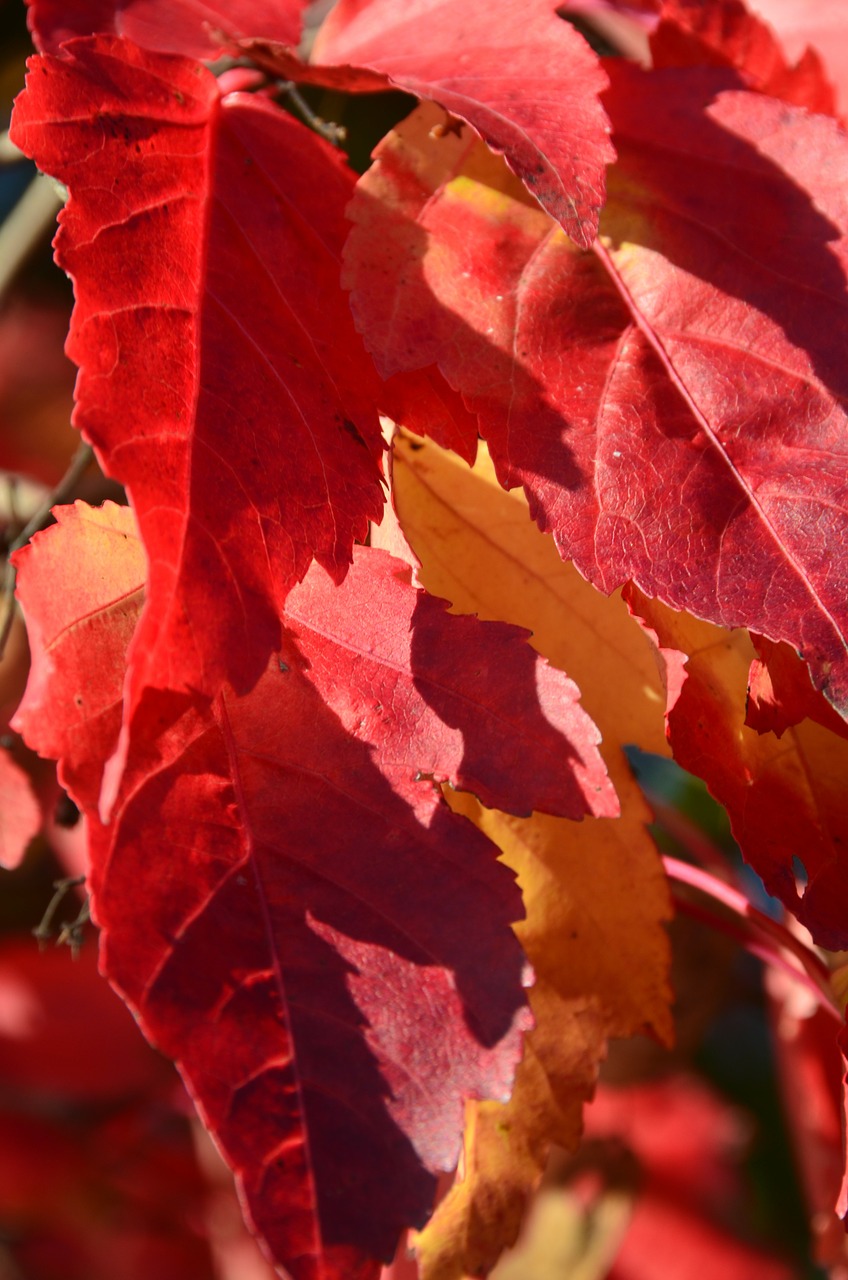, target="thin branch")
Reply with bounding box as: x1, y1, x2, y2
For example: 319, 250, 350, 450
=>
33, 875, 86, 947
57, 895, 92, 955
277, 82, 347, 145
0, 441, 95, 660
0, 173, 63, 303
